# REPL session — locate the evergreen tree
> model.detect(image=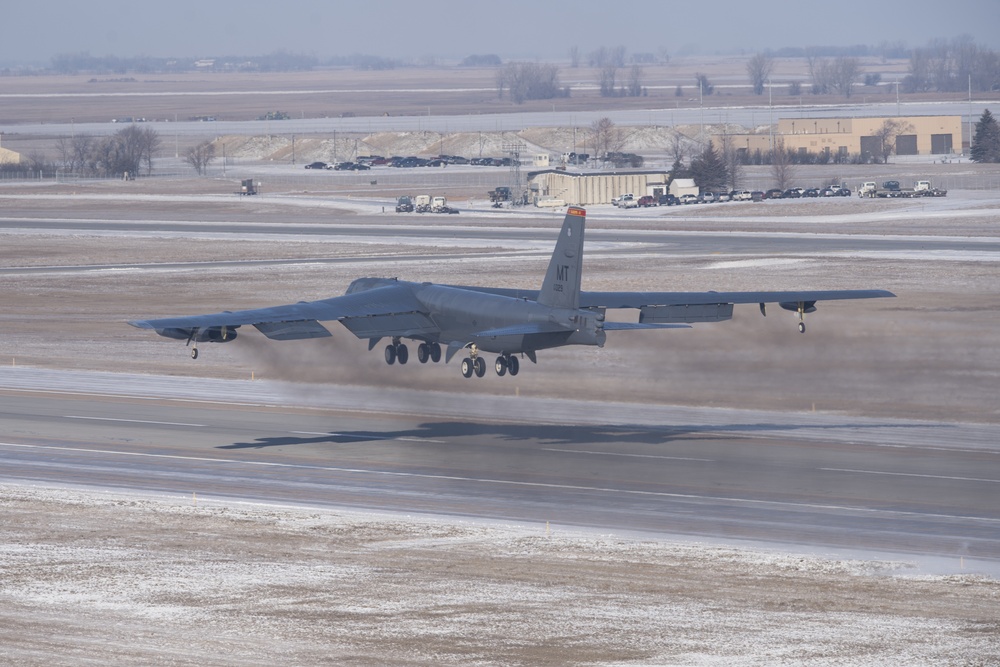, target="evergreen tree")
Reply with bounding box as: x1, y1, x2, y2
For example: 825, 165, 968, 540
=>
971, 109, 1000, 163
689, 141, 727, 191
